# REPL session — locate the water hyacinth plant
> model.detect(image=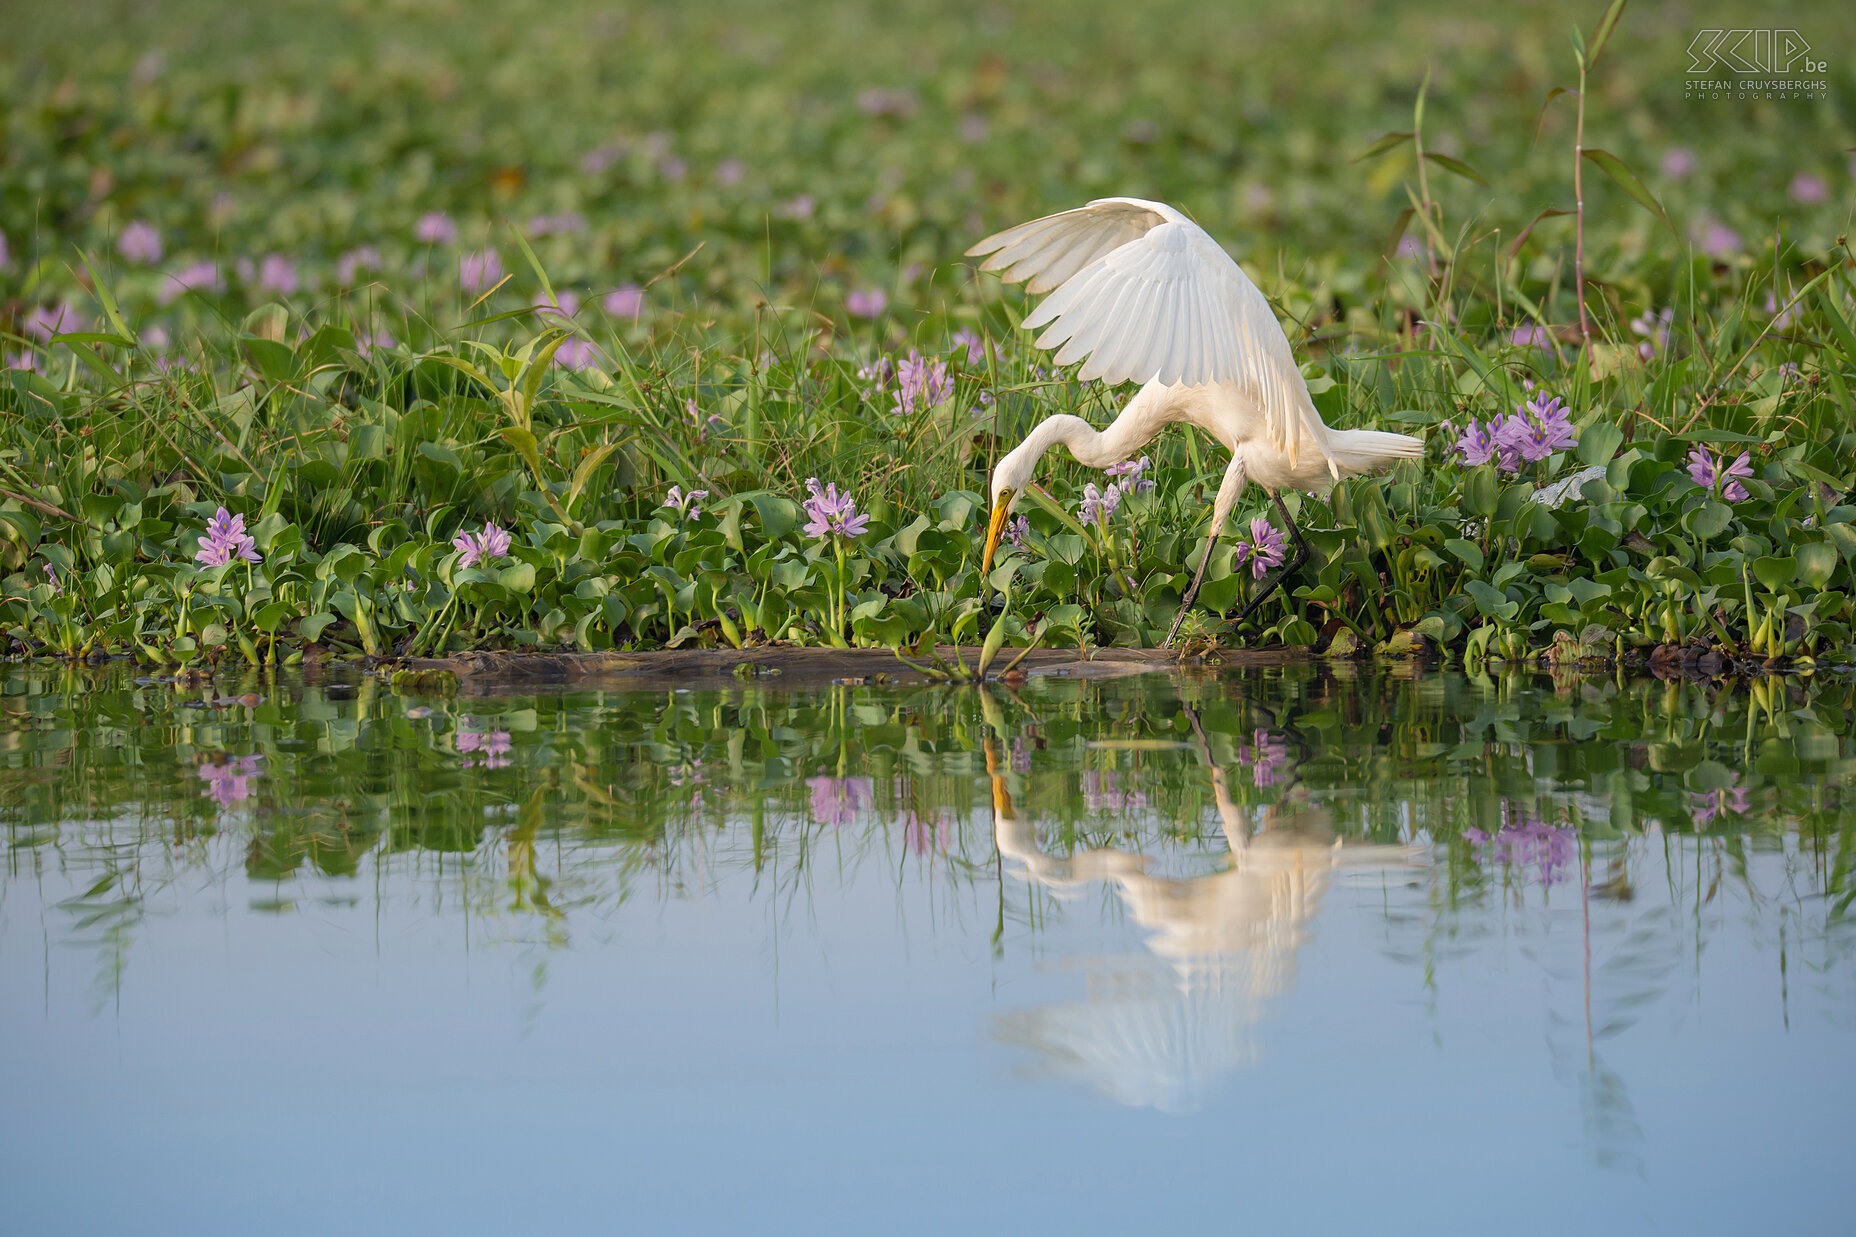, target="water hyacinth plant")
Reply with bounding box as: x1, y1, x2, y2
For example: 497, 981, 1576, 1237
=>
0, 0, 1851, 671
